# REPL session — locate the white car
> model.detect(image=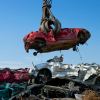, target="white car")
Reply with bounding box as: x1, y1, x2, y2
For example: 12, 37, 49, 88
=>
31, 56, 79, 84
